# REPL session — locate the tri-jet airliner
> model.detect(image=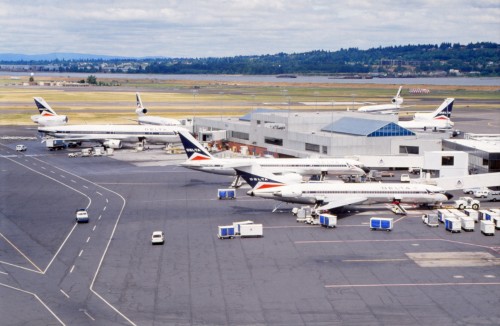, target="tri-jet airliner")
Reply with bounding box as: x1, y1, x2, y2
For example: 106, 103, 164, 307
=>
177, 130, 368, 180
398, 98, 455, 131
133, 93, 182, 126
235, 164, 452, 212
357, 86, 403, 114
